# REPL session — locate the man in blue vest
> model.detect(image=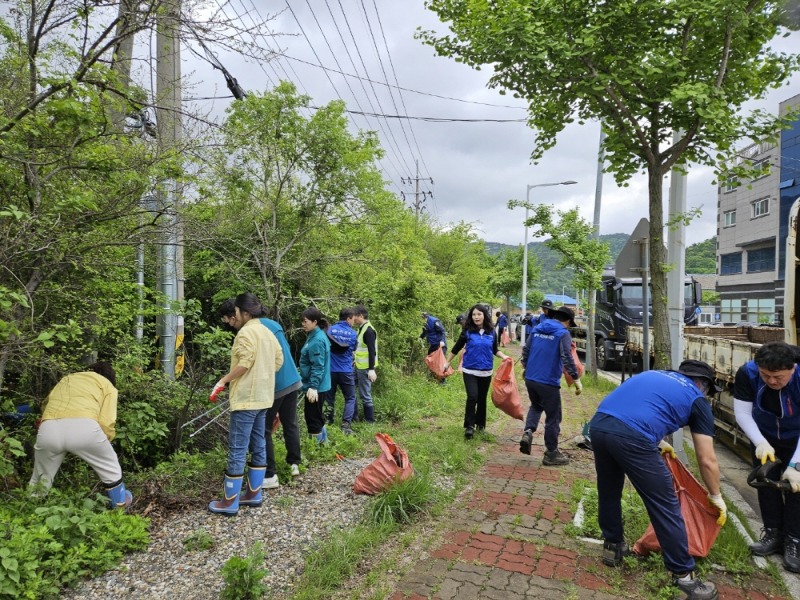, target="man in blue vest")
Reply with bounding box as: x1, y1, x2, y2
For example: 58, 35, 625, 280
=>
496, 311, 508, 346
588, 360, 724, 600
519, 306, 581, 465
734, 342, 800, 573
325, 308, 358, 435
420, 312, 447, 356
